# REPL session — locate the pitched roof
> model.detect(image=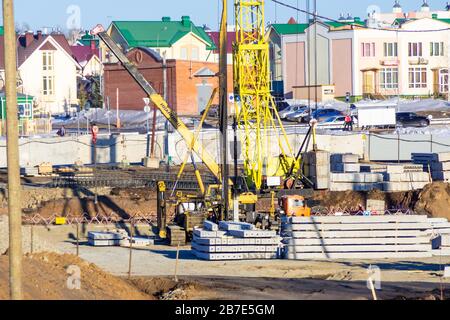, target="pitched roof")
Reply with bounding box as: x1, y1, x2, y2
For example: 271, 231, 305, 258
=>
110, 17, 216, 50
16, 33, 74, 67
78, 31, 100, 47
71, 45, 100, 64
271, 23, 309, 35
205, 31, 235, 54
